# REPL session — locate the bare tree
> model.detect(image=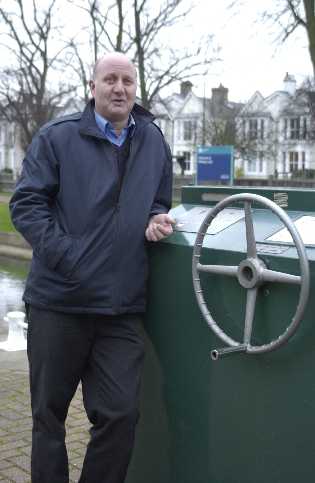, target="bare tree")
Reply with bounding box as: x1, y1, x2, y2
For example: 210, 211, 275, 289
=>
203, 118, 236, 146
0, 0, 75, 151
302, 0, 315, 77
234, 120, 280, 177
67, 0, 128, 61
259, 1, 315, 77
67, 0, 217, 109
132, 0, 216, 109
228, 1, 314, 77
66, 0, 134, 103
